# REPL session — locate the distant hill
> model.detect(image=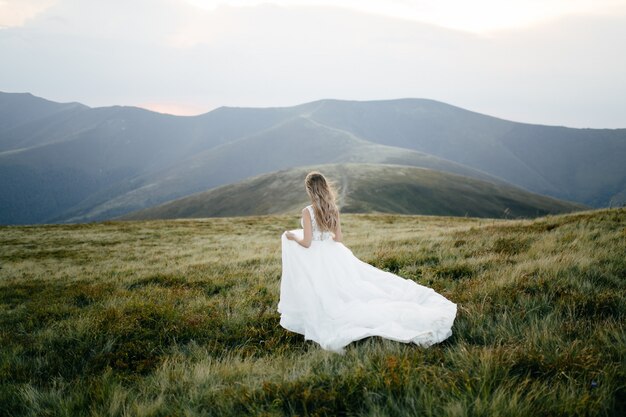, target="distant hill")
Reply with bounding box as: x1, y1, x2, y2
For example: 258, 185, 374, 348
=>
120, 164, 587, 220
58, 117, 502, 223
0, 92, 623, 224
305, 99, 626, 207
